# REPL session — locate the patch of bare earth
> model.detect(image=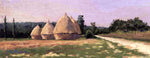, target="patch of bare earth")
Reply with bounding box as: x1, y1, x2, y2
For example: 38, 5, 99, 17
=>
0, 39, 98, 50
